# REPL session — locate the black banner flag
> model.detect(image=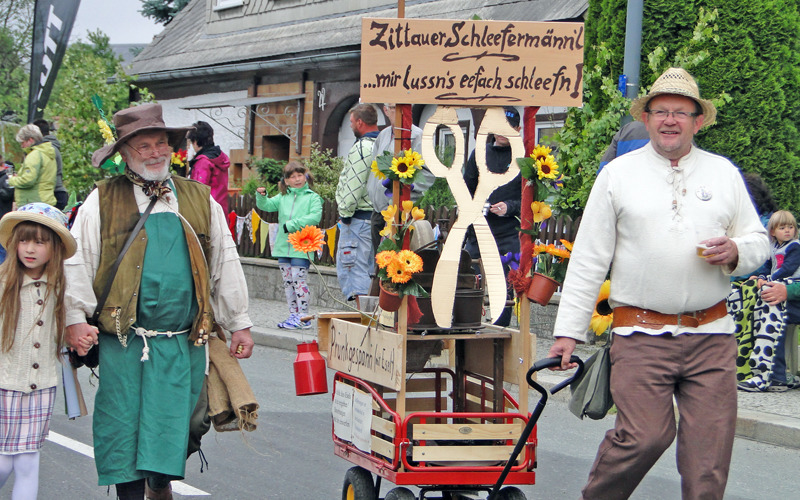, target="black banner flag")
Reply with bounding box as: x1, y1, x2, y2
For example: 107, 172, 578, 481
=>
27, 0, 81, 122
